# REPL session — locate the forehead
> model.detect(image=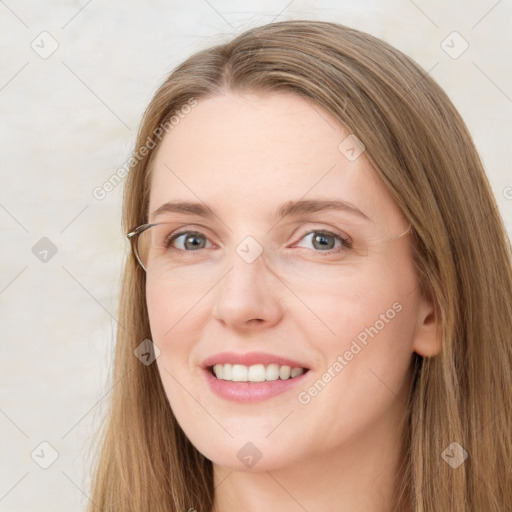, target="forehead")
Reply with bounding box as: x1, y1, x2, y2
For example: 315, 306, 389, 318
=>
148, 91, 402, 228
